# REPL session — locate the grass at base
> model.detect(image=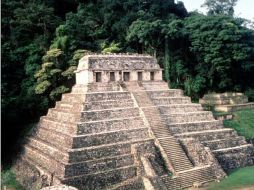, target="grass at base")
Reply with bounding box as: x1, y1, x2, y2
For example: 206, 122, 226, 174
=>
1, 168, 24, 190
208, 166, 254, 190
223, 109, 254, 140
